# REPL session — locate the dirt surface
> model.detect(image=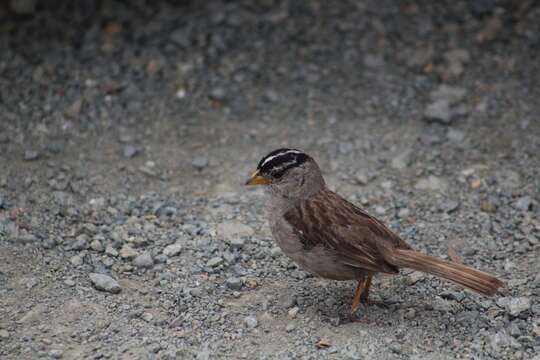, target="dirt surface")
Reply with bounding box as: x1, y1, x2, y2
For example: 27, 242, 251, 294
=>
1, 1, 539, 359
